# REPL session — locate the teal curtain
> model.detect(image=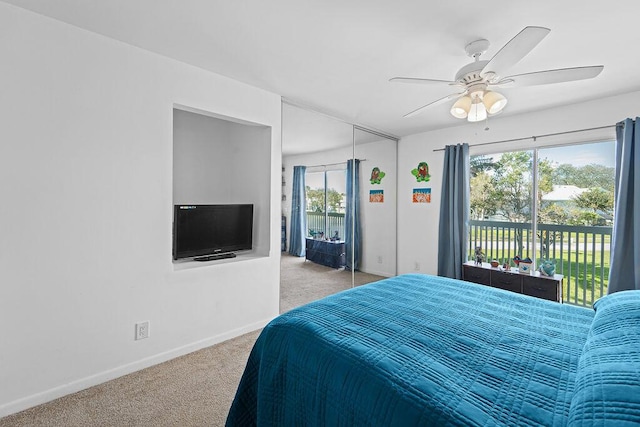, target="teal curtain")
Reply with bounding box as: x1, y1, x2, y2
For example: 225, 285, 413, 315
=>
345, 159, 361, 271
289, 166, 307, 257
437, 143, 470, 279
608, 118, 639, 293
